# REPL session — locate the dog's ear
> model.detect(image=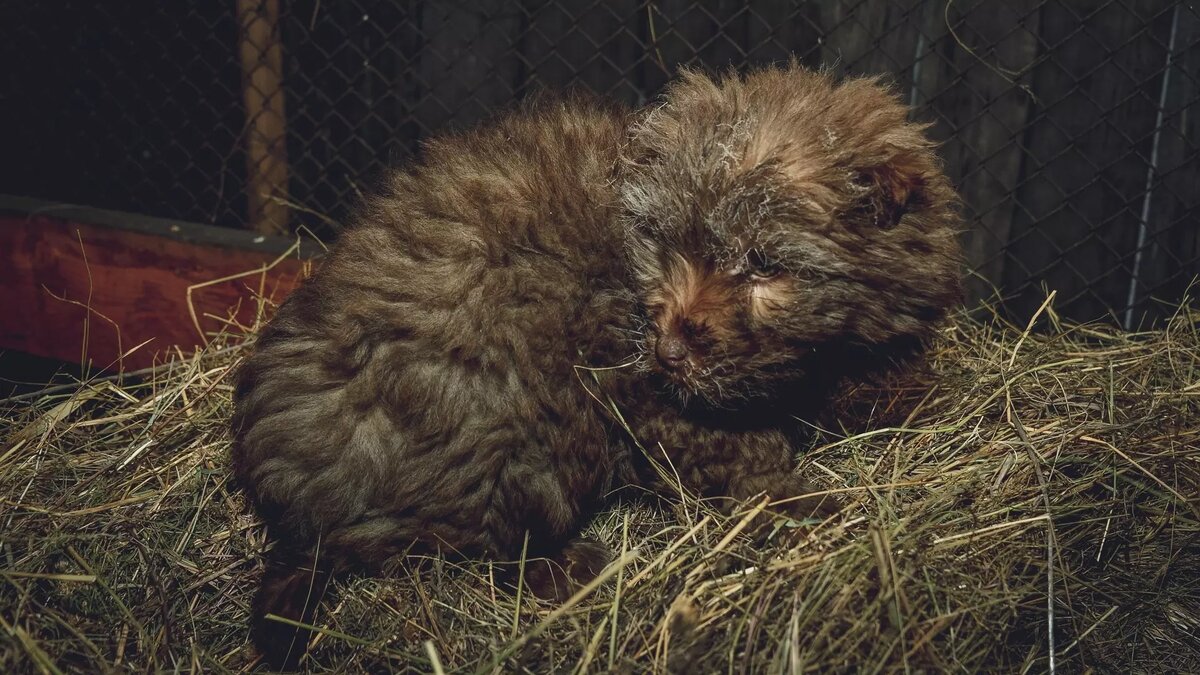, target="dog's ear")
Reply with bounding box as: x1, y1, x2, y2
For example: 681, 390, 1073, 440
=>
848, 155, 928, 229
